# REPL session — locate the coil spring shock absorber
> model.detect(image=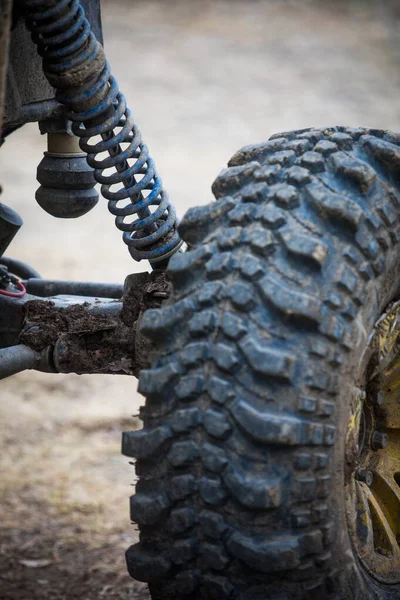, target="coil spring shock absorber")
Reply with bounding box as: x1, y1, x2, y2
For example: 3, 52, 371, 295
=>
23, 0, 182, 264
